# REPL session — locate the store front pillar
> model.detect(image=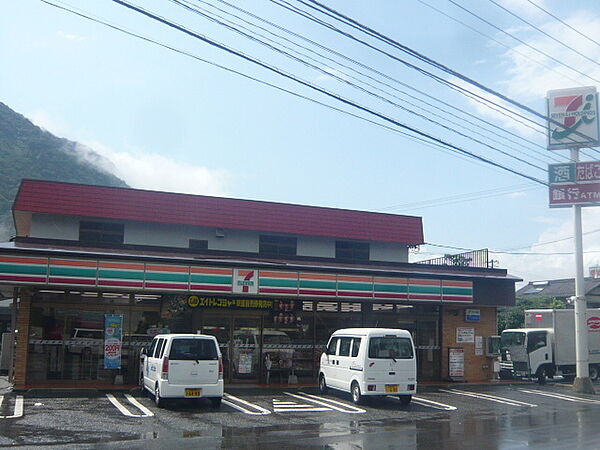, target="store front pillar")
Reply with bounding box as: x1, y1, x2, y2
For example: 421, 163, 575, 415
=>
14, 288, 32, 389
